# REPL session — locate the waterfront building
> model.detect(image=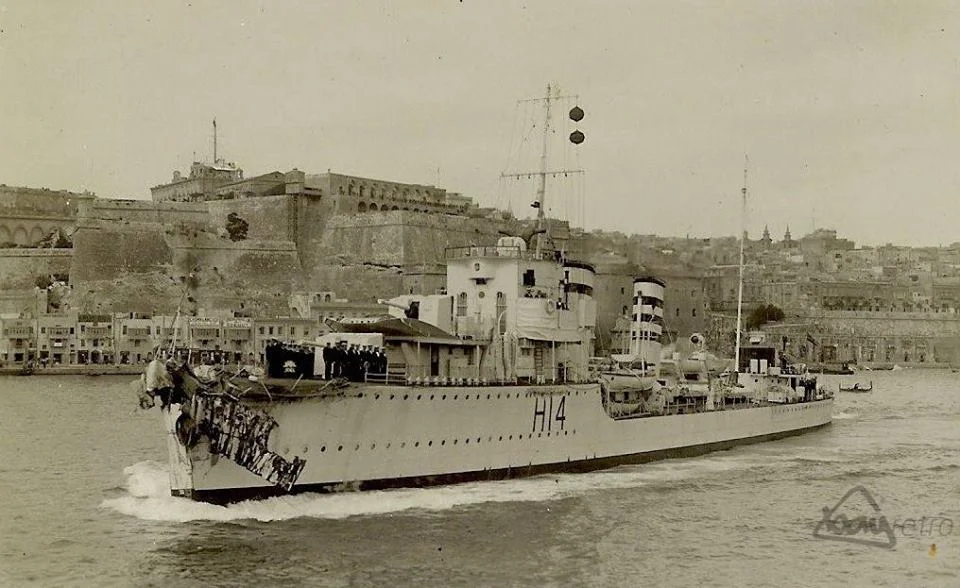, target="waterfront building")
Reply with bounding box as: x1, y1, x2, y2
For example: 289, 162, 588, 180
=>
37, 314, 76, 366
76, 314, 115, 364
116, 314, 155, 364
0, 316, 34, 365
